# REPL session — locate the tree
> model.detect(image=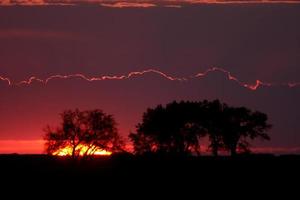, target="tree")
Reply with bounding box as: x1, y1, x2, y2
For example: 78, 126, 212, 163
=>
202, 100, 226, 156
44, 109, 123, 158
130, 100, 272, 157
221, 107, 271, 156
129, 101, 206, 155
